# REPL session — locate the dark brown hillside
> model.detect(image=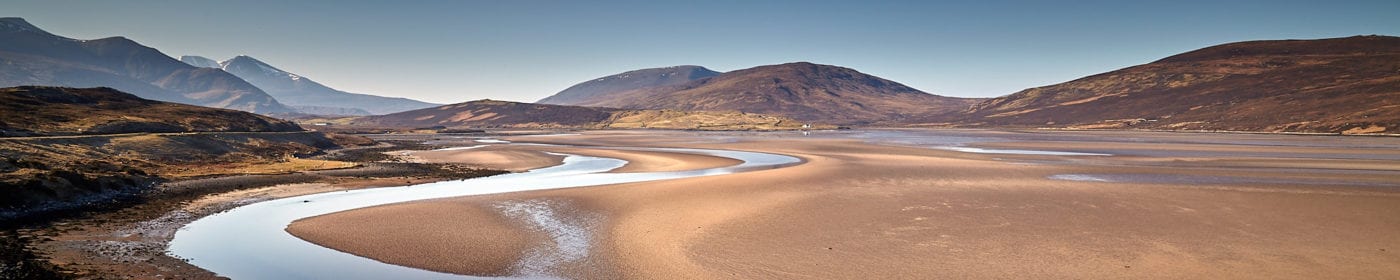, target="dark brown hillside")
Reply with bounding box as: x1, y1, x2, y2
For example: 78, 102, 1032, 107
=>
561, 62, 981, 125
354, 99, 619, 128
0, 86, 302, 137
0, 87, 349, 223
941, 35, 1400, 134
538, 65, 720, 106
